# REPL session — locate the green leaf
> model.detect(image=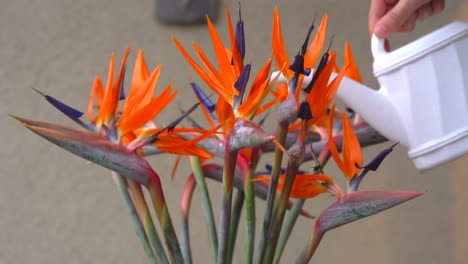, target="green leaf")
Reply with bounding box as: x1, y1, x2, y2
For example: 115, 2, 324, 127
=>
16, 116, 156, 186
